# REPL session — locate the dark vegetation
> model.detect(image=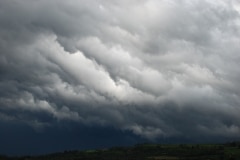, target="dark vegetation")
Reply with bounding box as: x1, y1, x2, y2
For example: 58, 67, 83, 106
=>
1, 141, 240, 160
